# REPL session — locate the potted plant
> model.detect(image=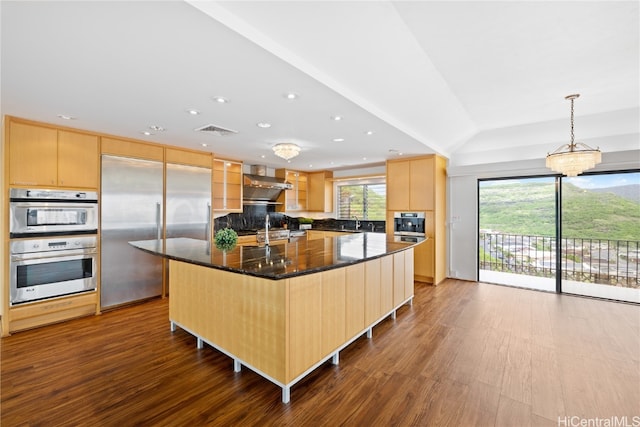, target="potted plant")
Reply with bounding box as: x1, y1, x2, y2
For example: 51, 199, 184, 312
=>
298, 217, 314, 230
214, 227, 238, 251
